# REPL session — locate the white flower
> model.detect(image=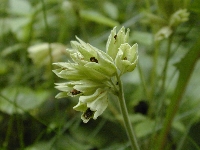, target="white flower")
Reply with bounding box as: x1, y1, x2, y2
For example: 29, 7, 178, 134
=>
115, 43, 138, 74
154, 26, 173, 41
169, 9, 190, 27
106, 26, 130, 60
73, 88, 108, 123
28, 43, 66, 66
53, 27, 138, 123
